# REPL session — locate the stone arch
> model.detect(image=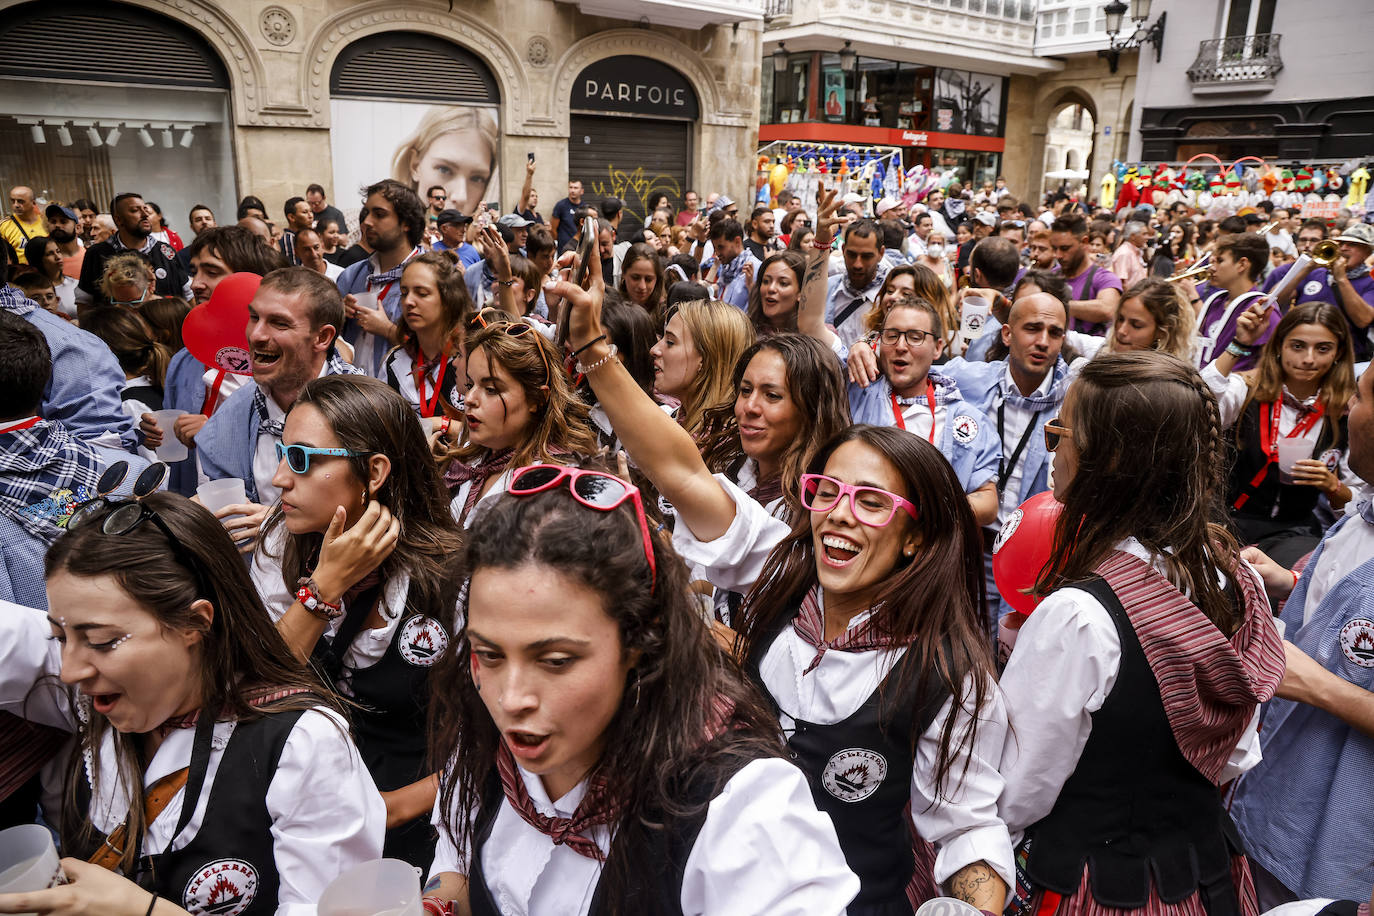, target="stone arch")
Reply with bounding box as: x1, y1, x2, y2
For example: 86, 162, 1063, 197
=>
548, 29, 737, 132
1034, 84, 1101, 199
300, 3, 530, 133
0, 0, 271, 126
